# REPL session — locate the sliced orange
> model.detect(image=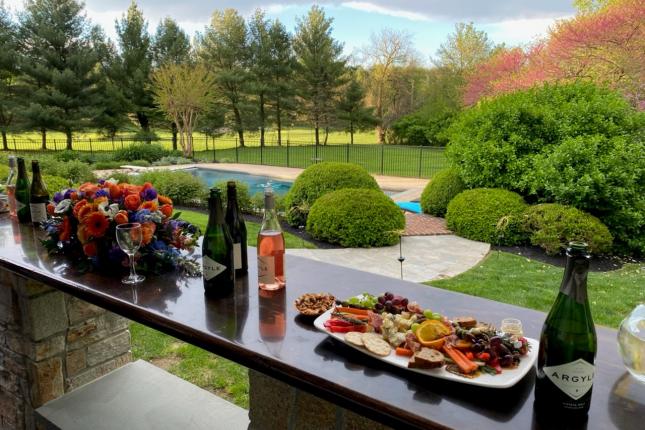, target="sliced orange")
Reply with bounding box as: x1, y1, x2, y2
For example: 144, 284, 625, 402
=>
416, 320, 451, 349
